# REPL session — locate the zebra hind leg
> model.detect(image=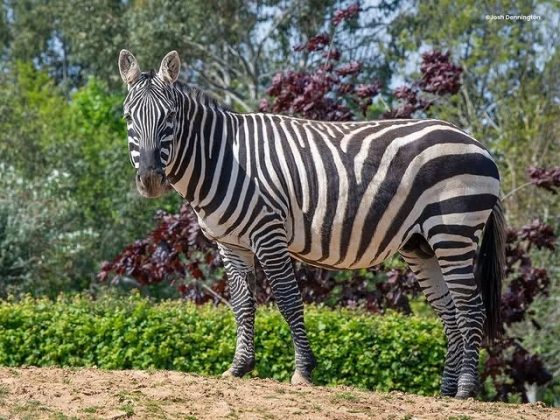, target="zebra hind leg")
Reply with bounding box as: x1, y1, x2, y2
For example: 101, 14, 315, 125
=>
429, 231, 485, 399
219, 245, 257, 378
400, 234, 463, 397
